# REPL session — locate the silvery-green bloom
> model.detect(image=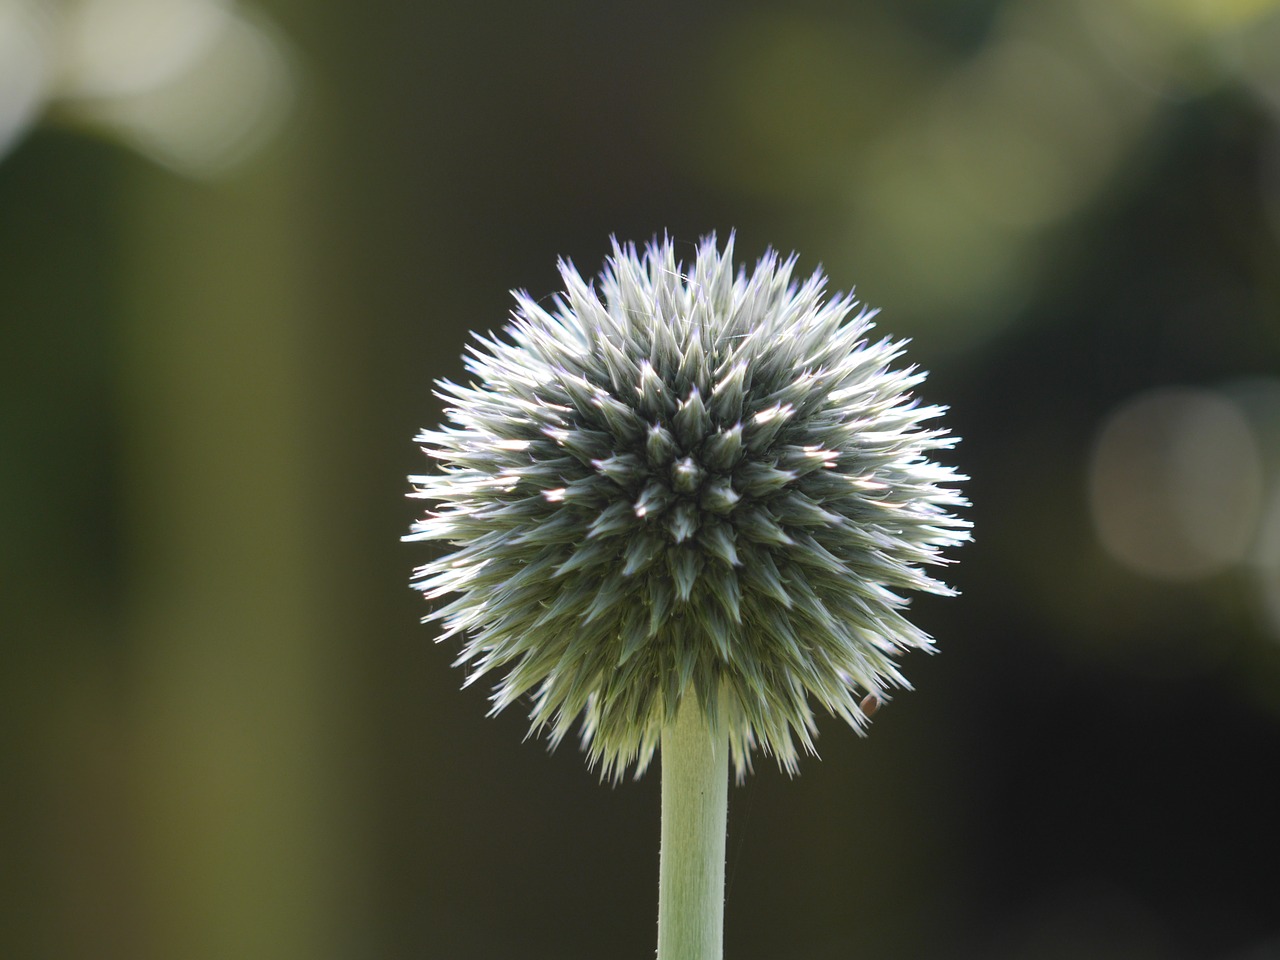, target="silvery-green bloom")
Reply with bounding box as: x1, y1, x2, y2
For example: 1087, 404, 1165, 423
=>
408, 234, 969, 779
